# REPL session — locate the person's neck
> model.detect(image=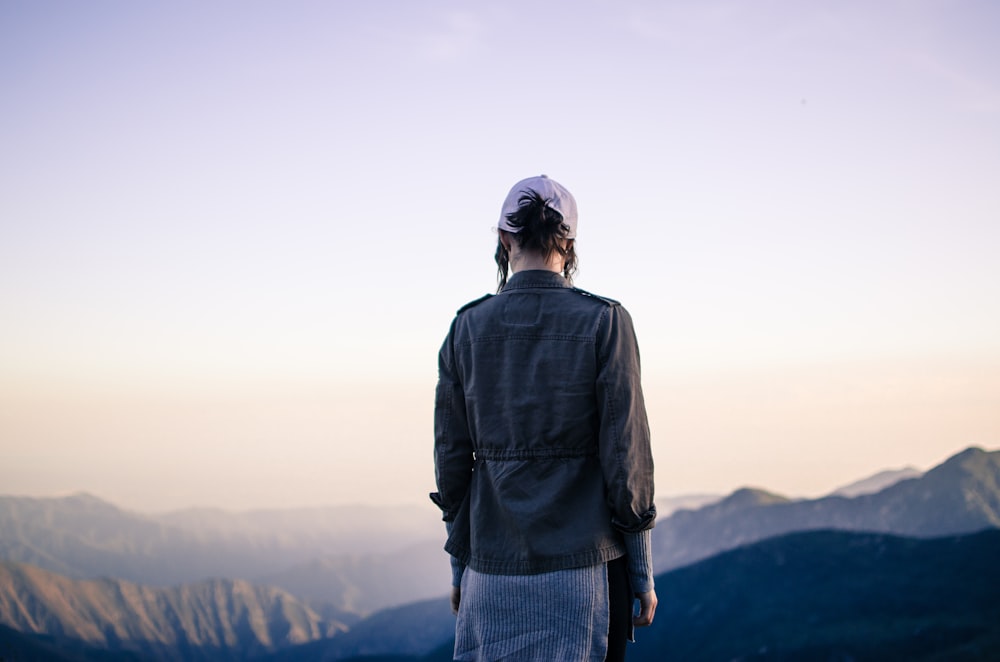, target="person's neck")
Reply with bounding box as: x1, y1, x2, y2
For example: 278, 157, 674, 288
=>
509, 251, 564, 274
